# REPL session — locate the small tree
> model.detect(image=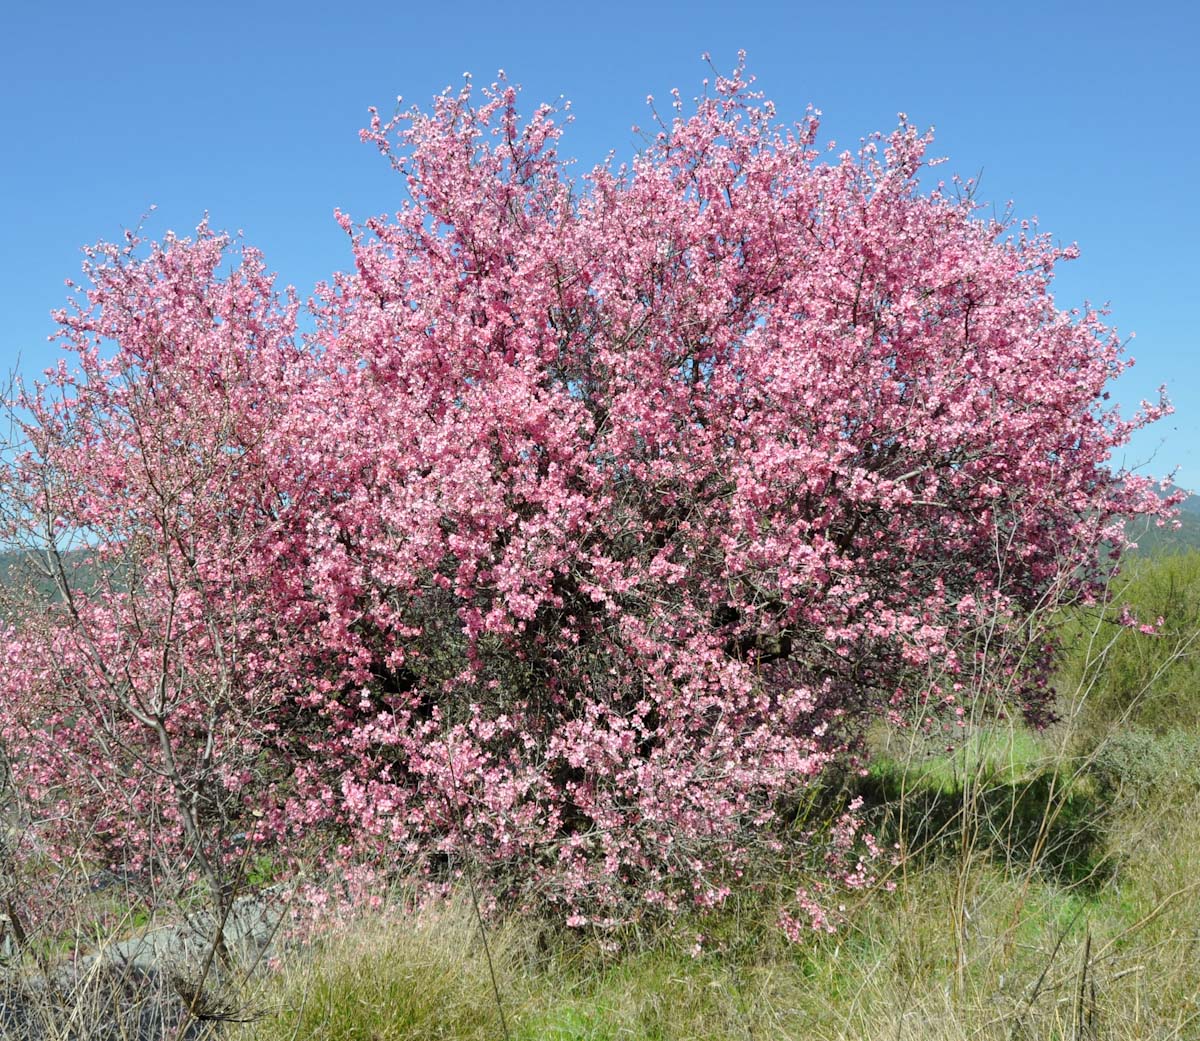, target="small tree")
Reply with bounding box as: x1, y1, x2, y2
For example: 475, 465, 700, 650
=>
0, 59, 1177, 929
0, 226, 306, 954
